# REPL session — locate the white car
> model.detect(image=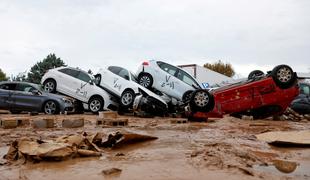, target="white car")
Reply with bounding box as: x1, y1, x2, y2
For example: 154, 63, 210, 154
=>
136, 60, 201, 103
41, 66, 118, 113
95, 66, 168, 113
